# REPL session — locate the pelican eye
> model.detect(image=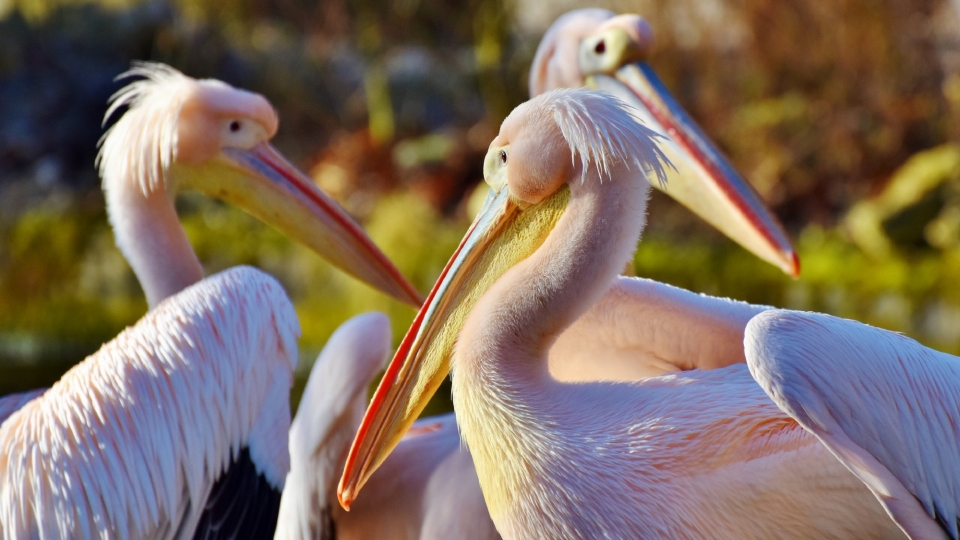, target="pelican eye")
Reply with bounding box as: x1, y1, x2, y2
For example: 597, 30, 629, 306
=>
594, 40, 606, 54
229, 120, 242, 132
500, 150, 507, 164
